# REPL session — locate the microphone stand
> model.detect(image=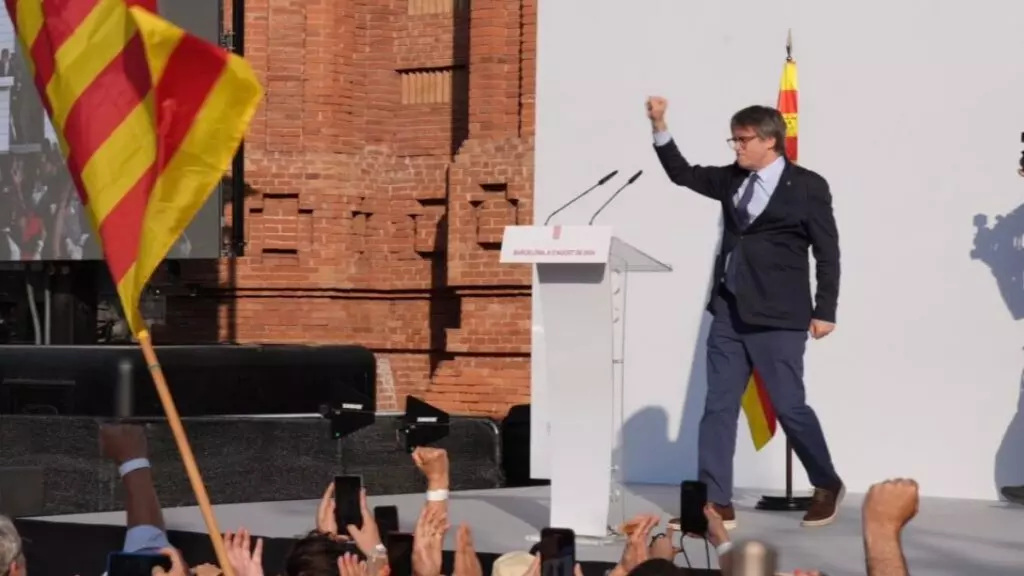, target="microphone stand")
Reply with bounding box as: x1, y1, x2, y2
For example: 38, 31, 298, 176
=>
543, 170, 618, 225
588, 171, 643, 225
